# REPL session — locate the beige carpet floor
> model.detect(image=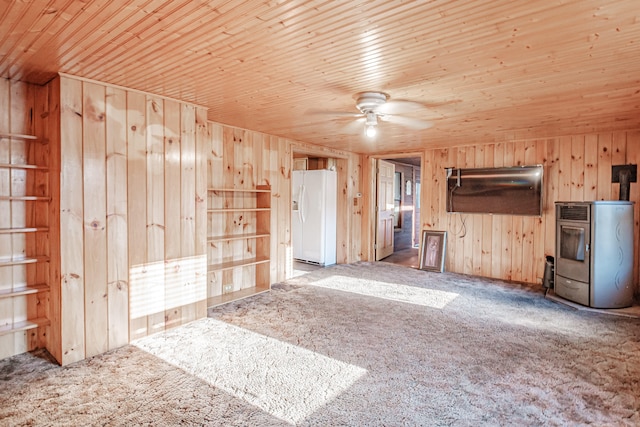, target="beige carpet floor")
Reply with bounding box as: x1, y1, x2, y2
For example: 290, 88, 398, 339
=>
1, 261, 639, 426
